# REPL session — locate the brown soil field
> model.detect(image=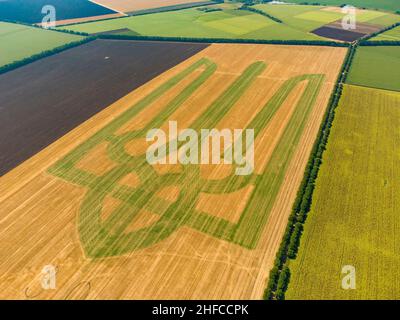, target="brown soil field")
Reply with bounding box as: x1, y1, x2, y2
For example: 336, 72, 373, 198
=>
91, 0, 211, 13
0, 39, 209, 176
312, 20, 382, 42
312, 25, 366, 42
0, 43, 346, 299
54, 13, 125, 26
327, 20, 382, 34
